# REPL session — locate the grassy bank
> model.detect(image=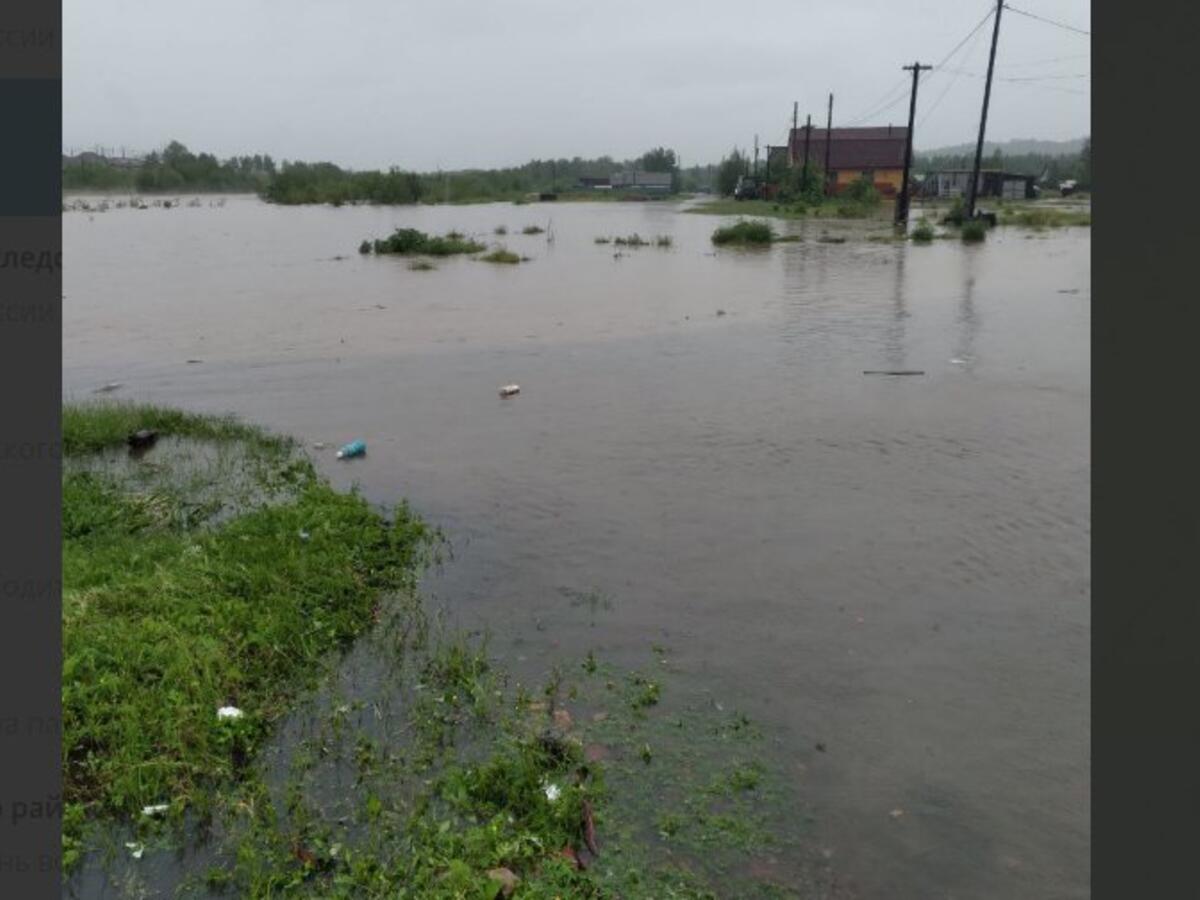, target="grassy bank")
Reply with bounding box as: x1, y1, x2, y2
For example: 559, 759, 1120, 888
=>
687, 196, 887, 221
62, 403, 432, 868
64, 404, 828, 897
